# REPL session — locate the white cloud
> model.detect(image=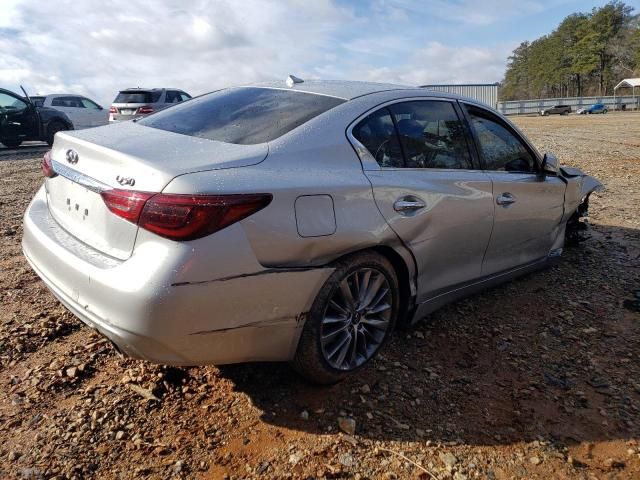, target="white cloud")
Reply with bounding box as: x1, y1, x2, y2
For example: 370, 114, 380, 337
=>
0, 0, 534, 106
0, 0, 352, 105
368, 0, 546, 26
